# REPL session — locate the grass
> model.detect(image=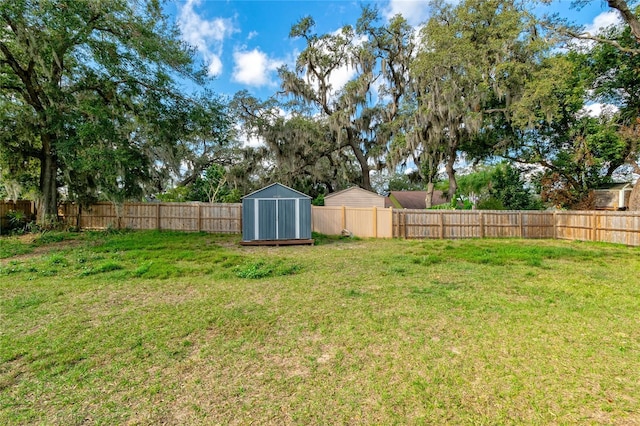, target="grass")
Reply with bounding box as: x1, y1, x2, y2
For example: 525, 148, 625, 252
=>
1, 230, 639, 424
